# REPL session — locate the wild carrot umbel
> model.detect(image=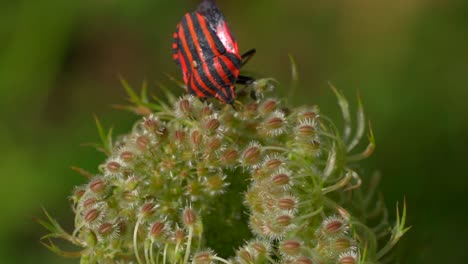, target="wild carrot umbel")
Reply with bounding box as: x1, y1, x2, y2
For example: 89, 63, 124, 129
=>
38, 78, 409, 263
